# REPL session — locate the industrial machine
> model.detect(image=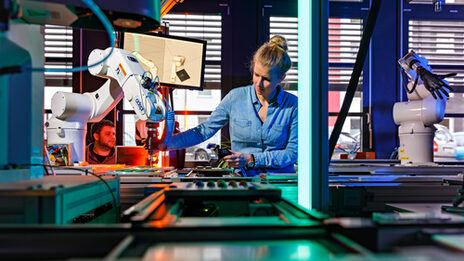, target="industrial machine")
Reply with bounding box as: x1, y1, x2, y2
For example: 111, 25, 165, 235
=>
46, 31, 208, 167
47, 165, 263, 211
0, 175, 120, 224
3, 178, 464, 260
4, 0, 161, 32
0, 0, 165, 182
46, 47, 174, 164
123, 181, 313, 227
0, 0, 185, 182
394, 50, 454, 165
